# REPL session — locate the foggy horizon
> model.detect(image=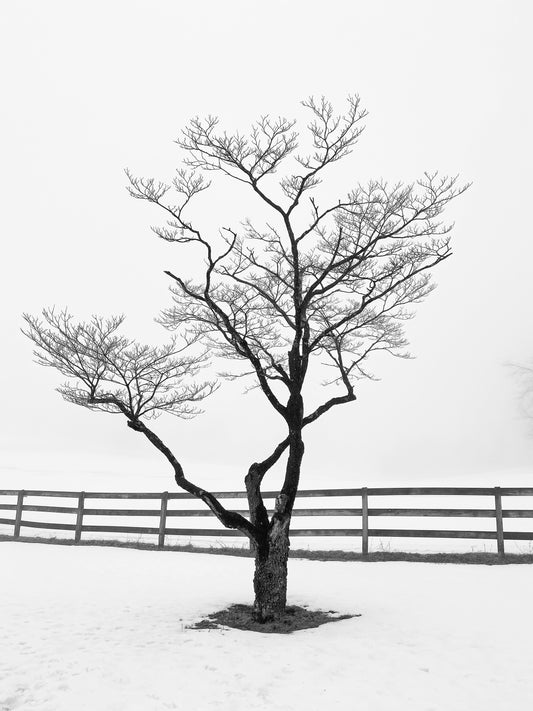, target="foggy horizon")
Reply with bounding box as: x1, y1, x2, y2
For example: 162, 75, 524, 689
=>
2, 0, 532, 491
